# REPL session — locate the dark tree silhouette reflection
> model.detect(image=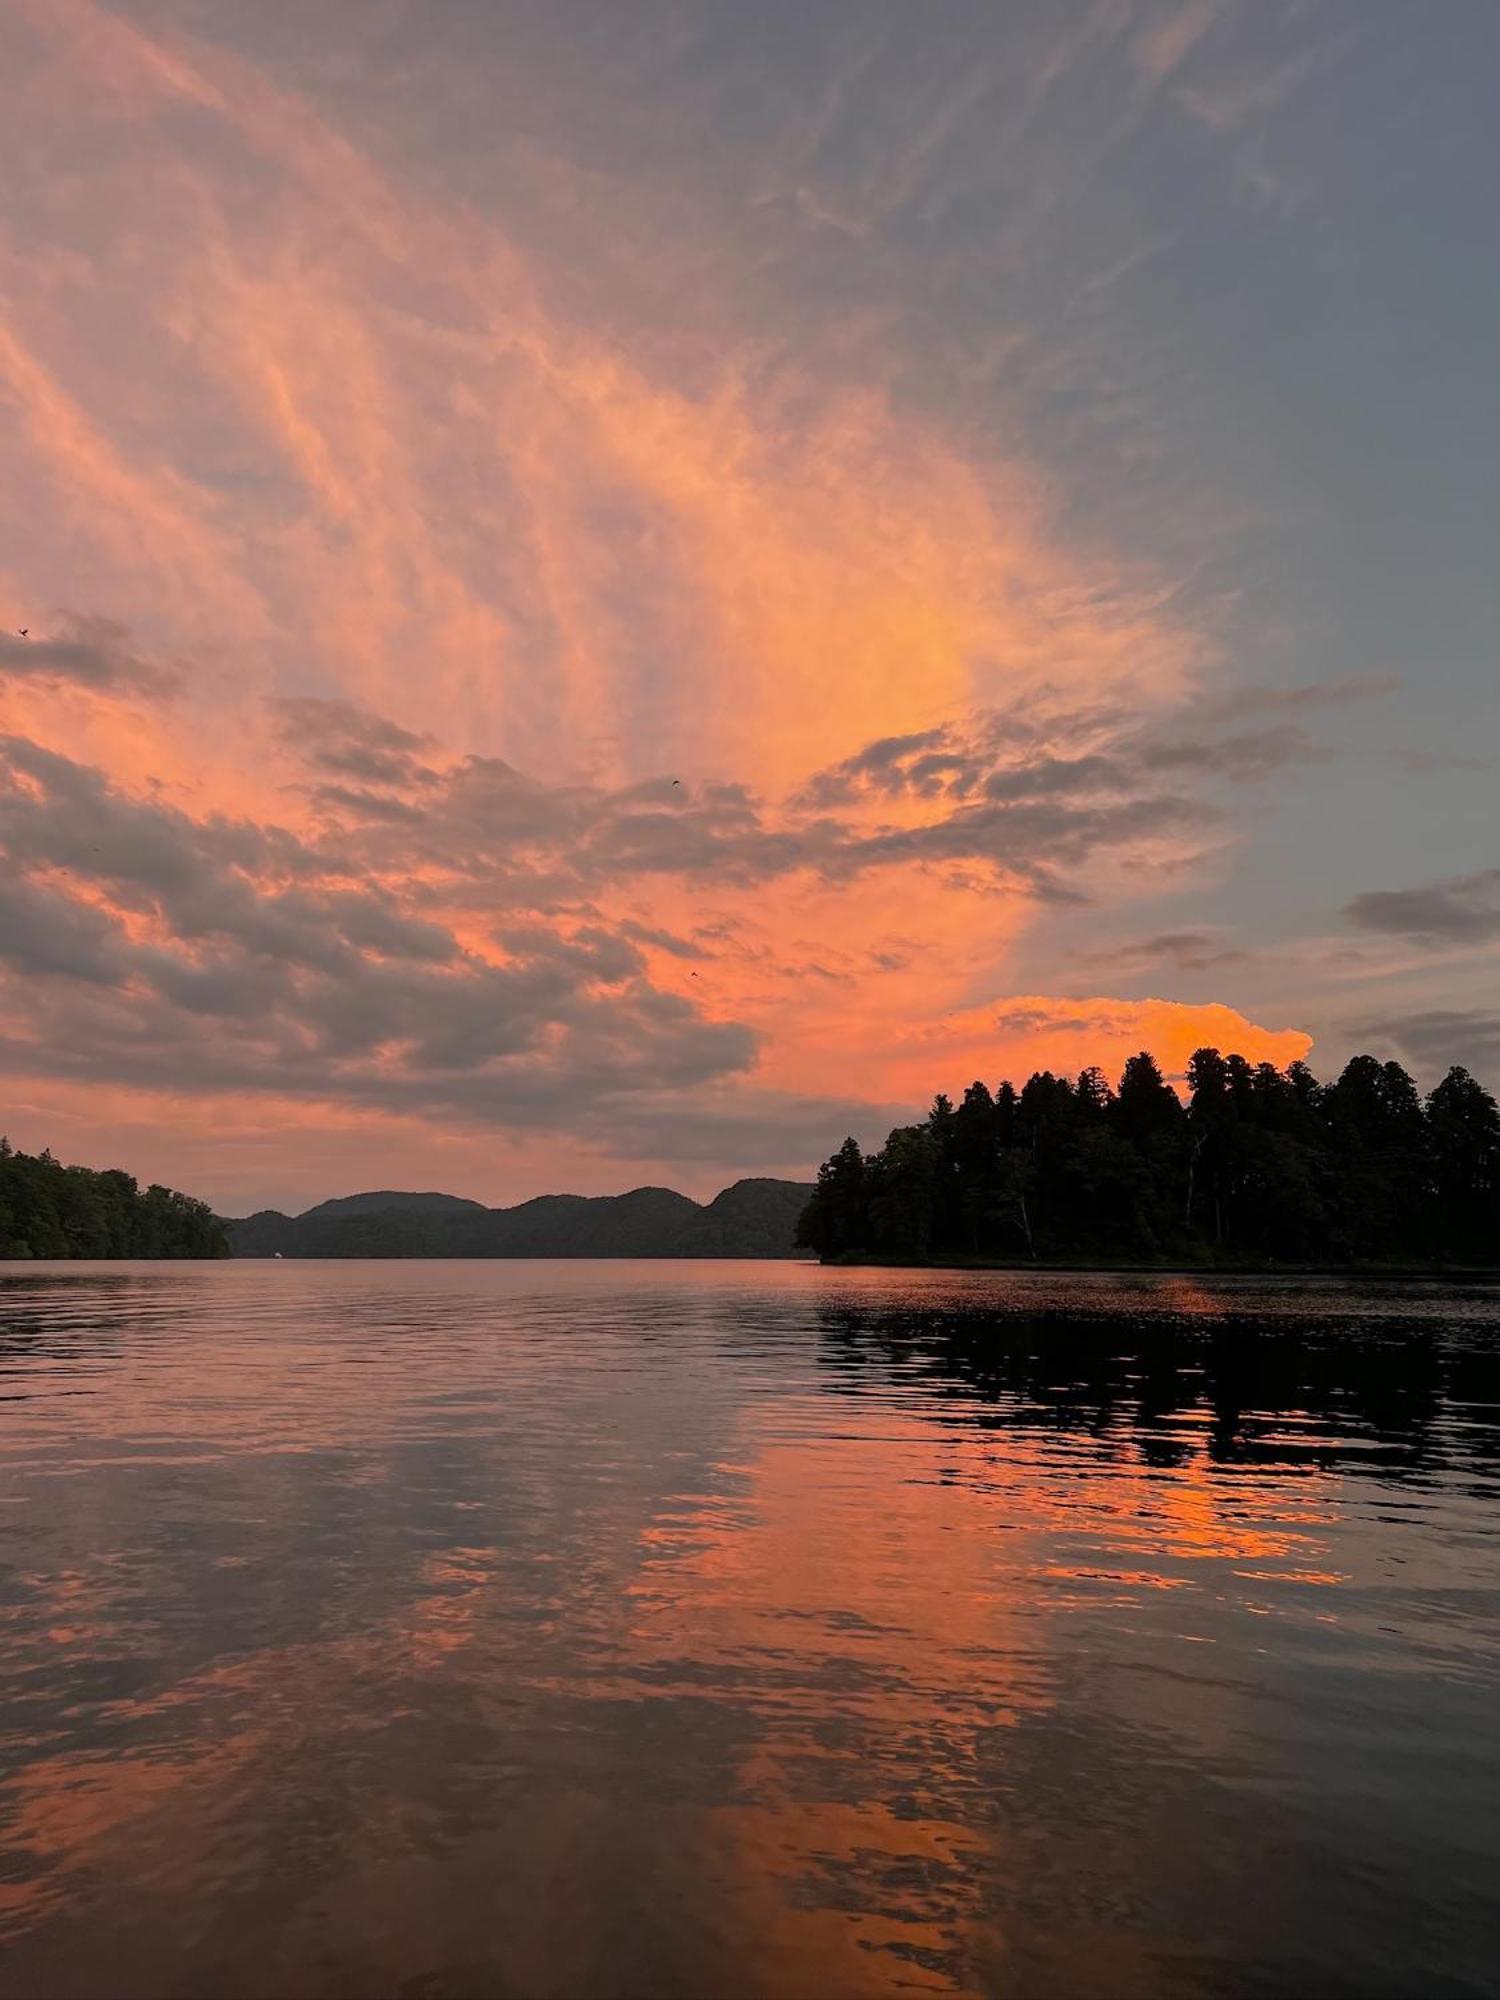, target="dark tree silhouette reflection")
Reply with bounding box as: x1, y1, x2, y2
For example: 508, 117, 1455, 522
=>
811, 1284, 1500, 1490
